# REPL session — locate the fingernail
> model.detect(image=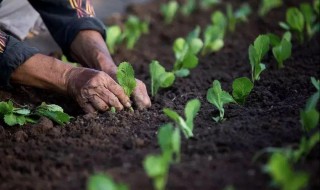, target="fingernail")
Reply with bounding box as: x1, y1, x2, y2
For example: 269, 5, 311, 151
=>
125, 101, 131, 107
